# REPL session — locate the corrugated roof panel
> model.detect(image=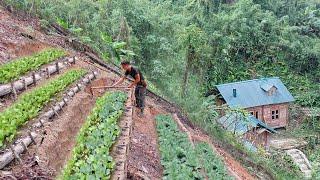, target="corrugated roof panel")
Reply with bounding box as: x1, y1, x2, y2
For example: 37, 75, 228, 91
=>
216, 77, 294, 108
243, 140, 258, 152
217, 112, 276, 134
